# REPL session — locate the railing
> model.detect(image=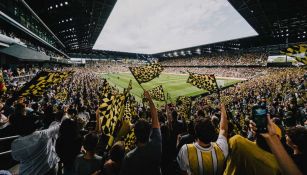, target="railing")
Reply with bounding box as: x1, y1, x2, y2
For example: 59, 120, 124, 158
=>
9, 74, 36, 80
0, 135, 19, 156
